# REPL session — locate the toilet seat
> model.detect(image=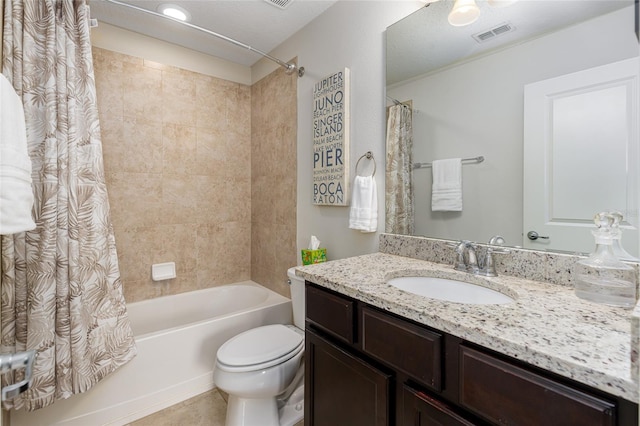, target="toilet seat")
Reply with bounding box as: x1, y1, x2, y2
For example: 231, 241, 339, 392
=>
216, 324, 304, 373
